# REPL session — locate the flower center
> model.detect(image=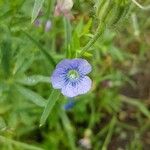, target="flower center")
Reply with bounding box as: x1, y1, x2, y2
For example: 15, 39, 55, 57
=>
68, 70, 79, 79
